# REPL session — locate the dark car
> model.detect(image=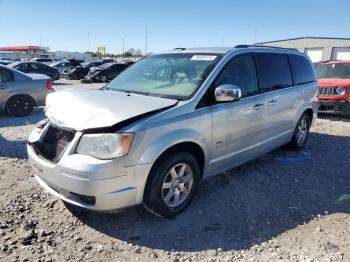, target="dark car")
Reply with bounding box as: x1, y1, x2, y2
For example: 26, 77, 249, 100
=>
8, 62, 60, 81
85, 63, 130, 82
67, 61, 105, 80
